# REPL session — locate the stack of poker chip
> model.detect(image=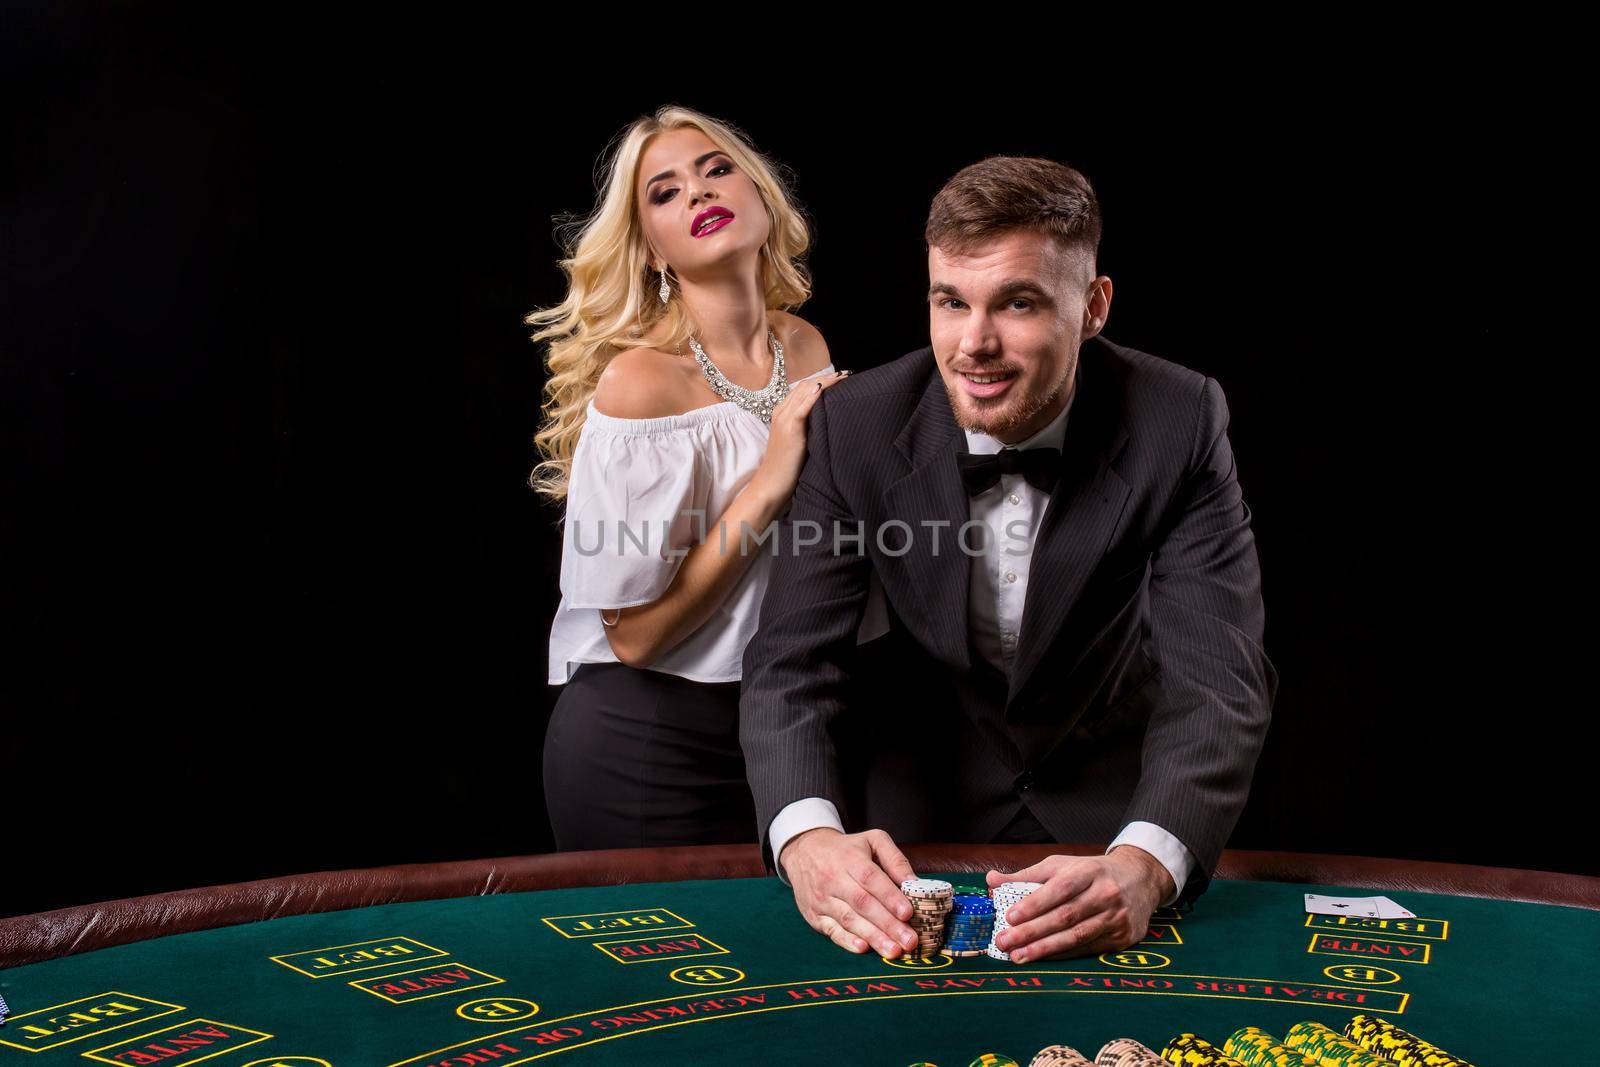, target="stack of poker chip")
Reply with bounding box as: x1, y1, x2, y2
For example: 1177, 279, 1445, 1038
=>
986, 880, 1044, 961
1158, 1033, 1248, 1066
900, 877, 954, 958
1029, 1044, 1092, 1066
1283, 1022, 1390, 1067
0, 990, 8, 1025
943, 892, 996, 956
1222, 1026, 1318, 1066
1094, 1037, 1167, 1065
1344, 1014, 1477, 1067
